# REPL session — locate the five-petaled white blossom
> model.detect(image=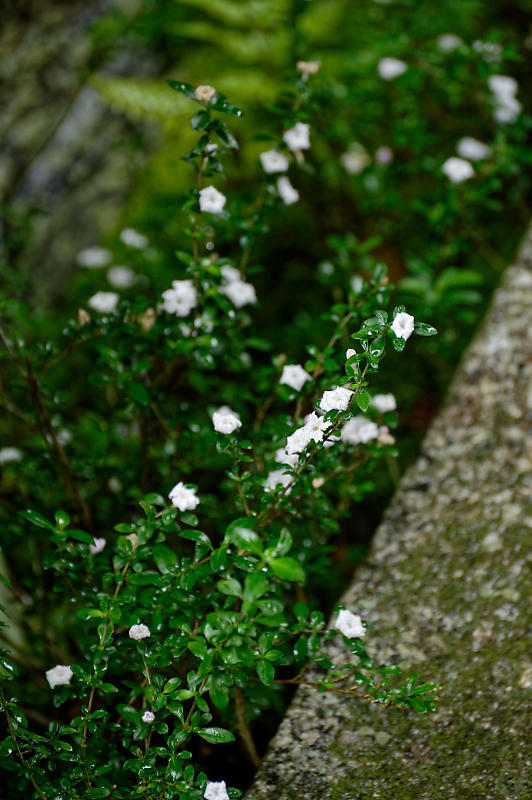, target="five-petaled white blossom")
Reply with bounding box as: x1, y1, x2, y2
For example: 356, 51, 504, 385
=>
220, 265, 240, 283
441, 157, 474, 183
0, 447, 22, 464
108, 265, 136, 288
391, 311, 415, 340
161, 279, 197, 317
142, 710, 155, 724
456, 137, 491, 161
260, 150, 289, 174
221, 279, 257, 308
275, 448, 299, 468
88, 291, 119, 314
277, 176, 299, 205
280, 364, 311, 392
199, 186, 227, 214
129, 624, 151, 640
195, 85, 216, 103
89, 538, 106, 555
204, 781, 229, 800
212, 406, 242, 434
320, 386, 353, 412
77, 247, 111, 268
120, 228, 148, 249
335, 609, 365, 638
168, 482, 200, 512
46, 664, 73, 689
377, 57, 407, 80
372, 393, 397, 413
283, 122, 311, 152
341, 416, 379, 445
